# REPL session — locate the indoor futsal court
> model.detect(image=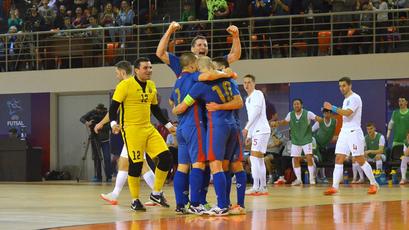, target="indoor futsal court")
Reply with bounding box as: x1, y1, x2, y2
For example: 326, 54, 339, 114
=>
1, 0, 409, 230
